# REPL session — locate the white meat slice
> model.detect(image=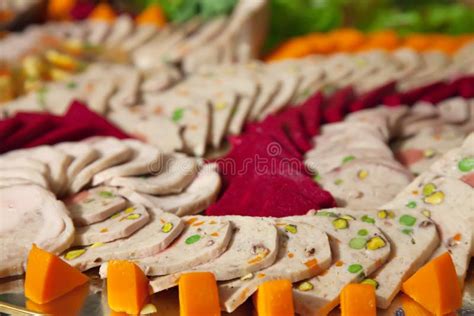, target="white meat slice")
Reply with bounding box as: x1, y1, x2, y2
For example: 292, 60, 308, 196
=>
219, 219, 332, 313
119, 164, 220, 216
55, 142, 99, 187
64, 186, 127, 226
62, 208, 184, 271
438, 97, 471, 124
69, 137, 133, 193
100, 215, 232, 278
149, 216, 279, 293
120, 25, 158, 52
92, 139, 161, 186
105, 15, 134, 47
0, 168, 49, 189
108, 153, 198, 195
0, 157, 49, 177
0, 184, 74, 277
73, 204, 150, 246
